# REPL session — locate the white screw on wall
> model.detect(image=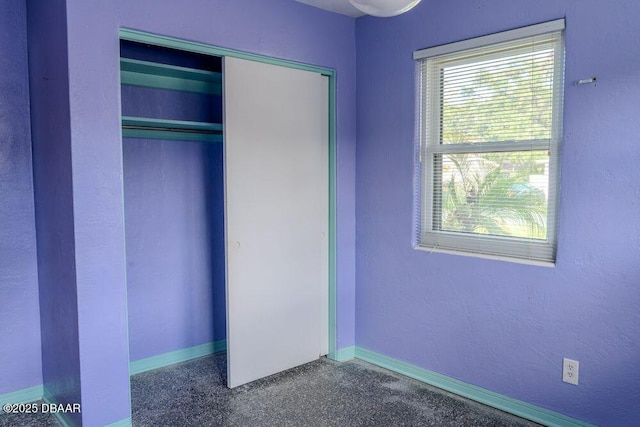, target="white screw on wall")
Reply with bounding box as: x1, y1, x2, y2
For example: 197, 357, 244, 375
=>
563, 358, 579, 385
